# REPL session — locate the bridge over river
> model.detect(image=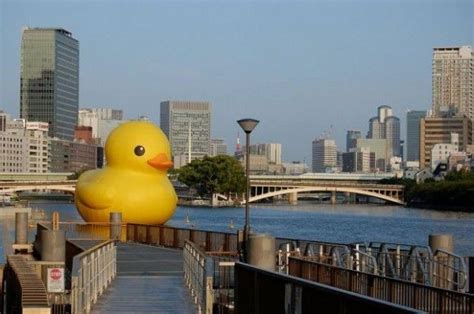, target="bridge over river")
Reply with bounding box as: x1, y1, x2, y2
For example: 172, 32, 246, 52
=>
0, 172, 405, 205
